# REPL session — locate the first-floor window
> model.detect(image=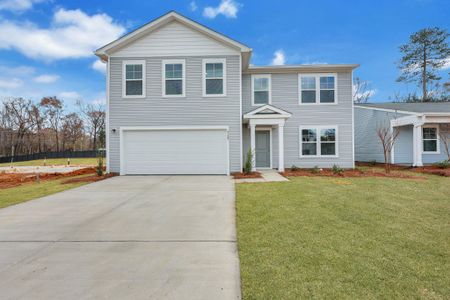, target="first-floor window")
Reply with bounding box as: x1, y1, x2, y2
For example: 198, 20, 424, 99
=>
423, 126, 439, 153
123, 60, 145, 97
300, 126, 337, 157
